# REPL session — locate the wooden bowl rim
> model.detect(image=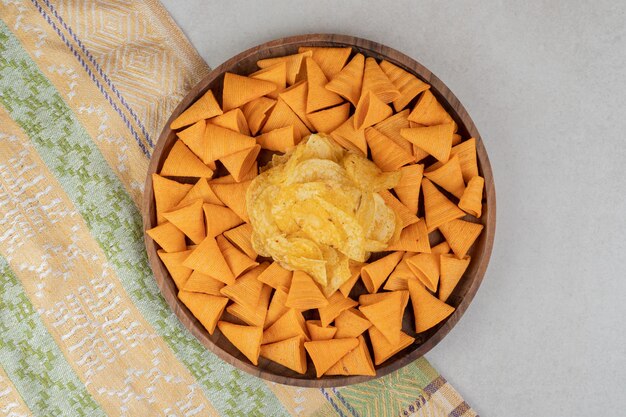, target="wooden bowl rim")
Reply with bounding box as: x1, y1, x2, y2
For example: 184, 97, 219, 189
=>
142, 33, 496, 387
